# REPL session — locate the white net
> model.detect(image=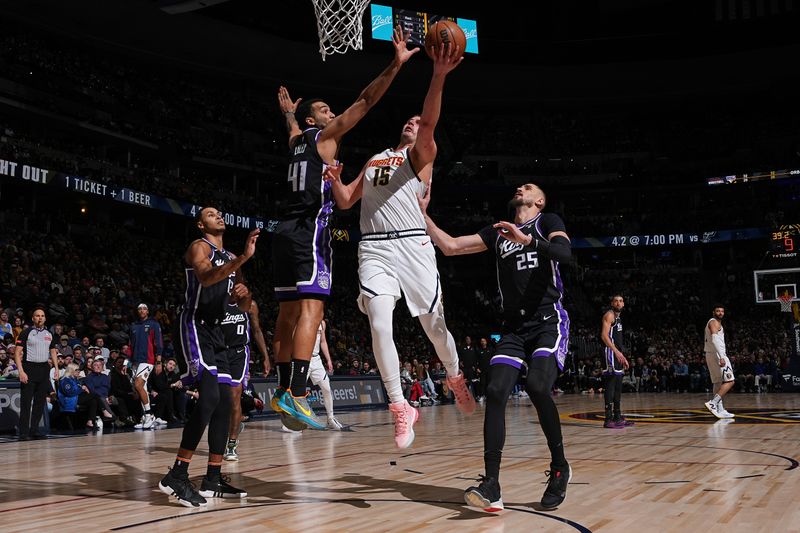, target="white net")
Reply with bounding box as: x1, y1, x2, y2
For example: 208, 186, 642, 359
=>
779, 296, 794, 313
310, 0, 371, 61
